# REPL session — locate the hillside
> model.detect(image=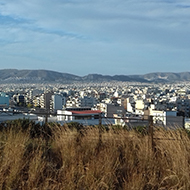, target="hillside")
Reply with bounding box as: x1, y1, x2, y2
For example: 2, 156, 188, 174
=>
0, 69, 80, 83
0, 69, 190, 83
